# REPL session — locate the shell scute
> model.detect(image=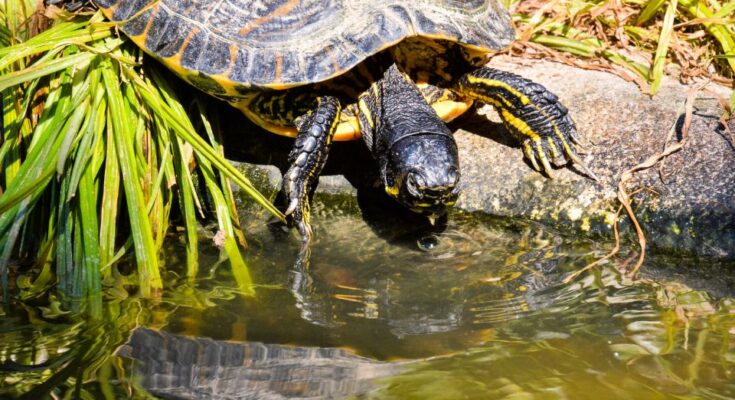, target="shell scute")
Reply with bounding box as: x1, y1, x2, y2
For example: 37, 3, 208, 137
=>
229, 47, 253, 85
197, 35, 232, 75
112, 0, 152, 21
101, 0, 516, 90
122, 7, 153, 36
149, 12, 188, 57
143, 5, 171, 53
249, 51, 277, 86
180, 28, 206, 70
278, 52, 302, 84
